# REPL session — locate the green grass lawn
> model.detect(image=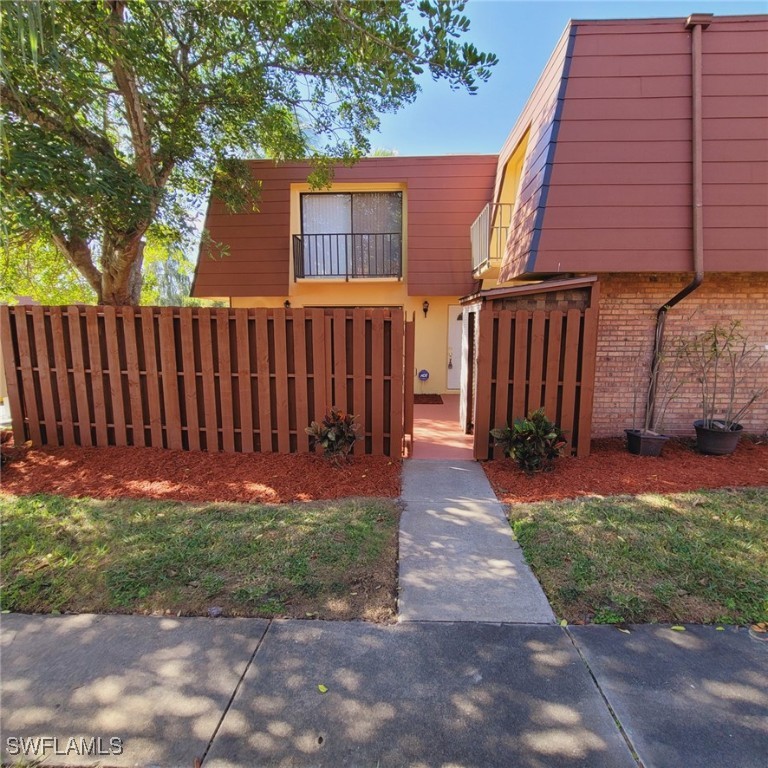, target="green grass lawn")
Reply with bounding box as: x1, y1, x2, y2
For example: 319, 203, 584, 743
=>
509, 488, 768, 625
1, 494, 399, 621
